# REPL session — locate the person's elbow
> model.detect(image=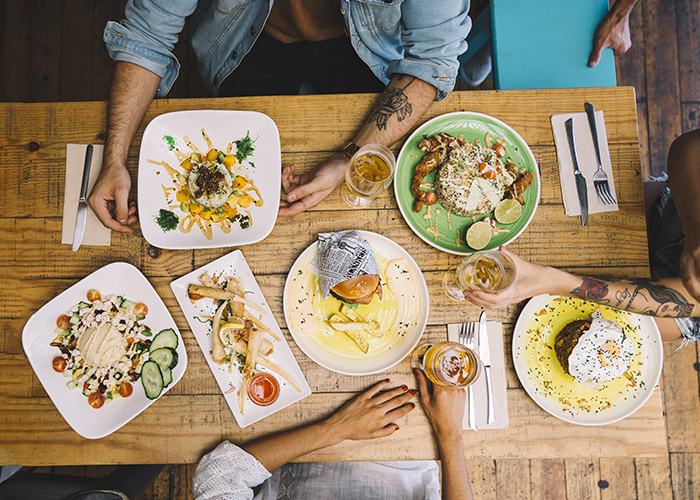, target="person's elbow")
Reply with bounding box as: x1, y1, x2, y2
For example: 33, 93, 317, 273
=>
668, 129, 700, 178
